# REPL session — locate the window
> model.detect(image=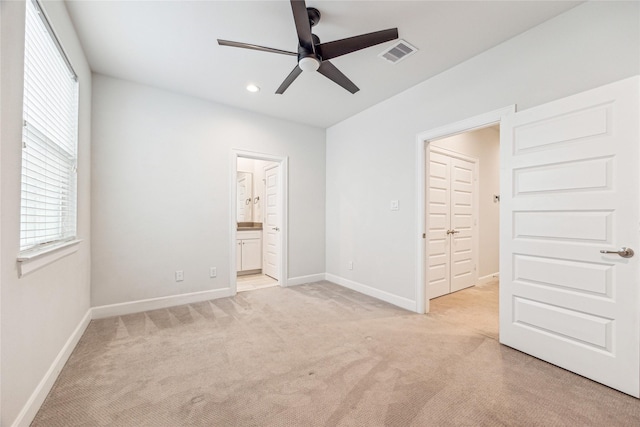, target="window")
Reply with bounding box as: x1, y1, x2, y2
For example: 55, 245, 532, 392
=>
20, 0, 79, 253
